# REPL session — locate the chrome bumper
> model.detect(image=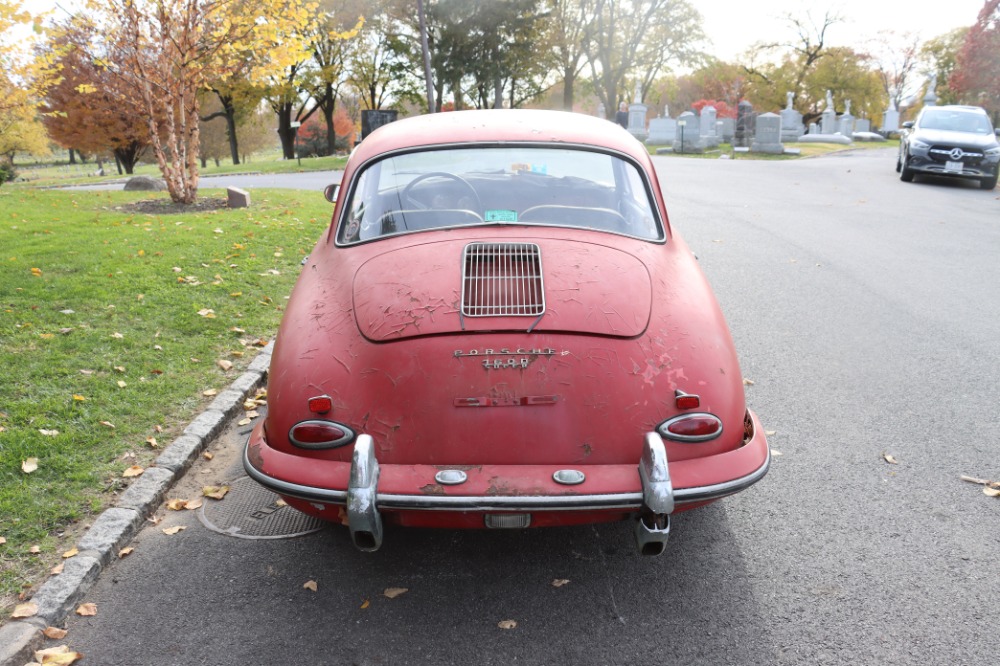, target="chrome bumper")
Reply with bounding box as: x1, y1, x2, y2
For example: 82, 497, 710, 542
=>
244, 432, 770, 555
